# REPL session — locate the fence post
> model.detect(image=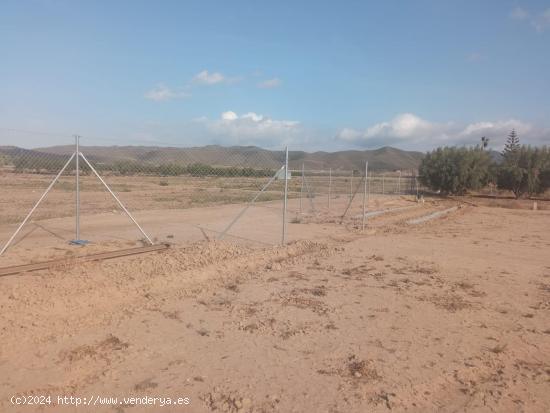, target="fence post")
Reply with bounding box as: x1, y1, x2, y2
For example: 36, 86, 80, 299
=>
382, 174, 385, 194
350, 170, 353, 199
300, 163, 304, 214
75, 134, 81, 241
362, 161, 368, 232
282, 146, 289, 245
328, 168, 331, 210
398, 170, 401, 195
